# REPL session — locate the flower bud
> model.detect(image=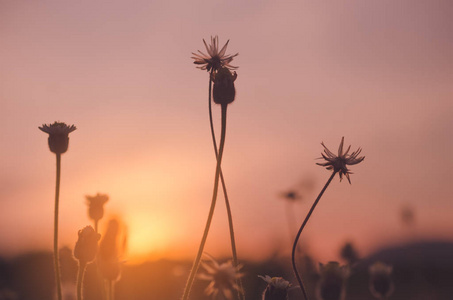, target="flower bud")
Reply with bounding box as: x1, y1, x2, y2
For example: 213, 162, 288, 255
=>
73, 226, 101, 263
85, 193, 109, 223
259, 275, 291, 300
316, 262, 349, 300
213, 67, 237, 105
39, 122, 76, 154
369, 262, 394, 299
